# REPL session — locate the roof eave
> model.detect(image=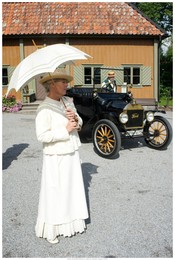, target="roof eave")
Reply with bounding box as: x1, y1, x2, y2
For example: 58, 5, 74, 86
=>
3, 33, 167, 39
